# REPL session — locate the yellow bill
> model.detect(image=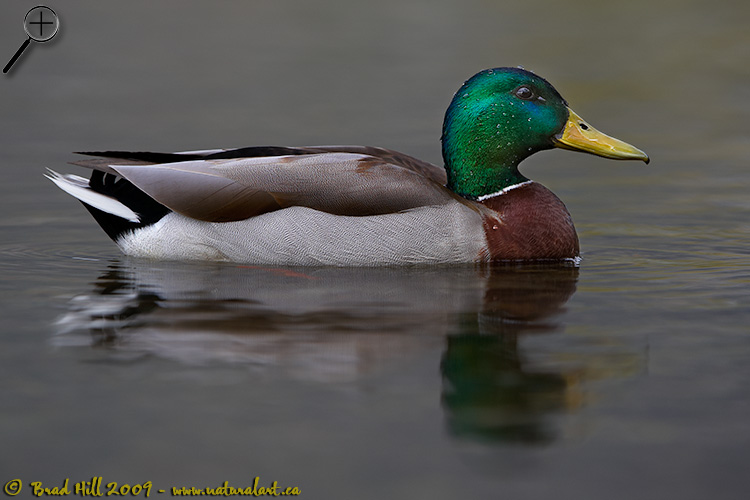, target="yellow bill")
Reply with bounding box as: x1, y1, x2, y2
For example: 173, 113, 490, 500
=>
553, 108, 649, 164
